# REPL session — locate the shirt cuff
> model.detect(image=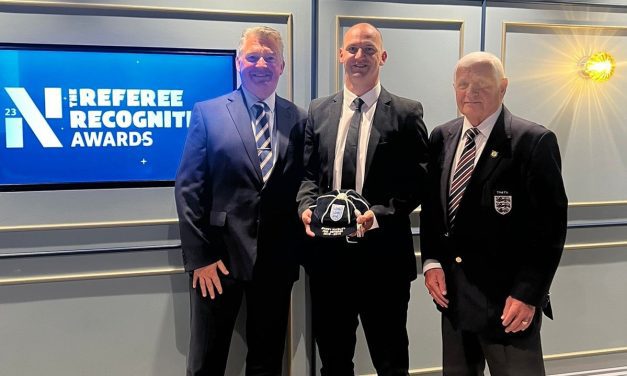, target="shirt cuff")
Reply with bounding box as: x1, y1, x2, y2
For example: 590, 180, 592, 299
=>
370, 212, 379, 230
422, 259, 442, 274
